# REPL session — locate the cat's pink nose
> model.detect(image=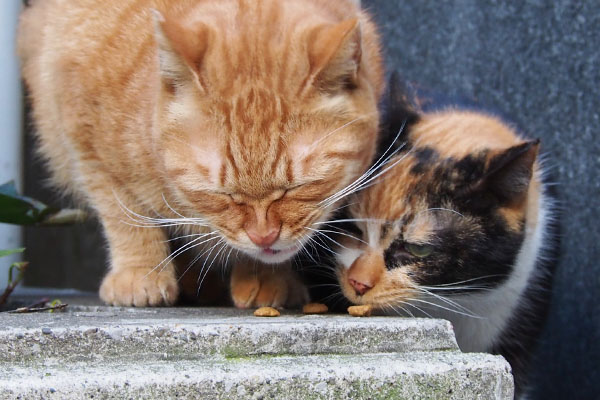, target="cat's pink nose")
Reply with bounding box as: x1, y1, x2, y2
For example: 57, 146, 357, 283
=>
348, 278, 373, 295
246, 227, 280, 248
